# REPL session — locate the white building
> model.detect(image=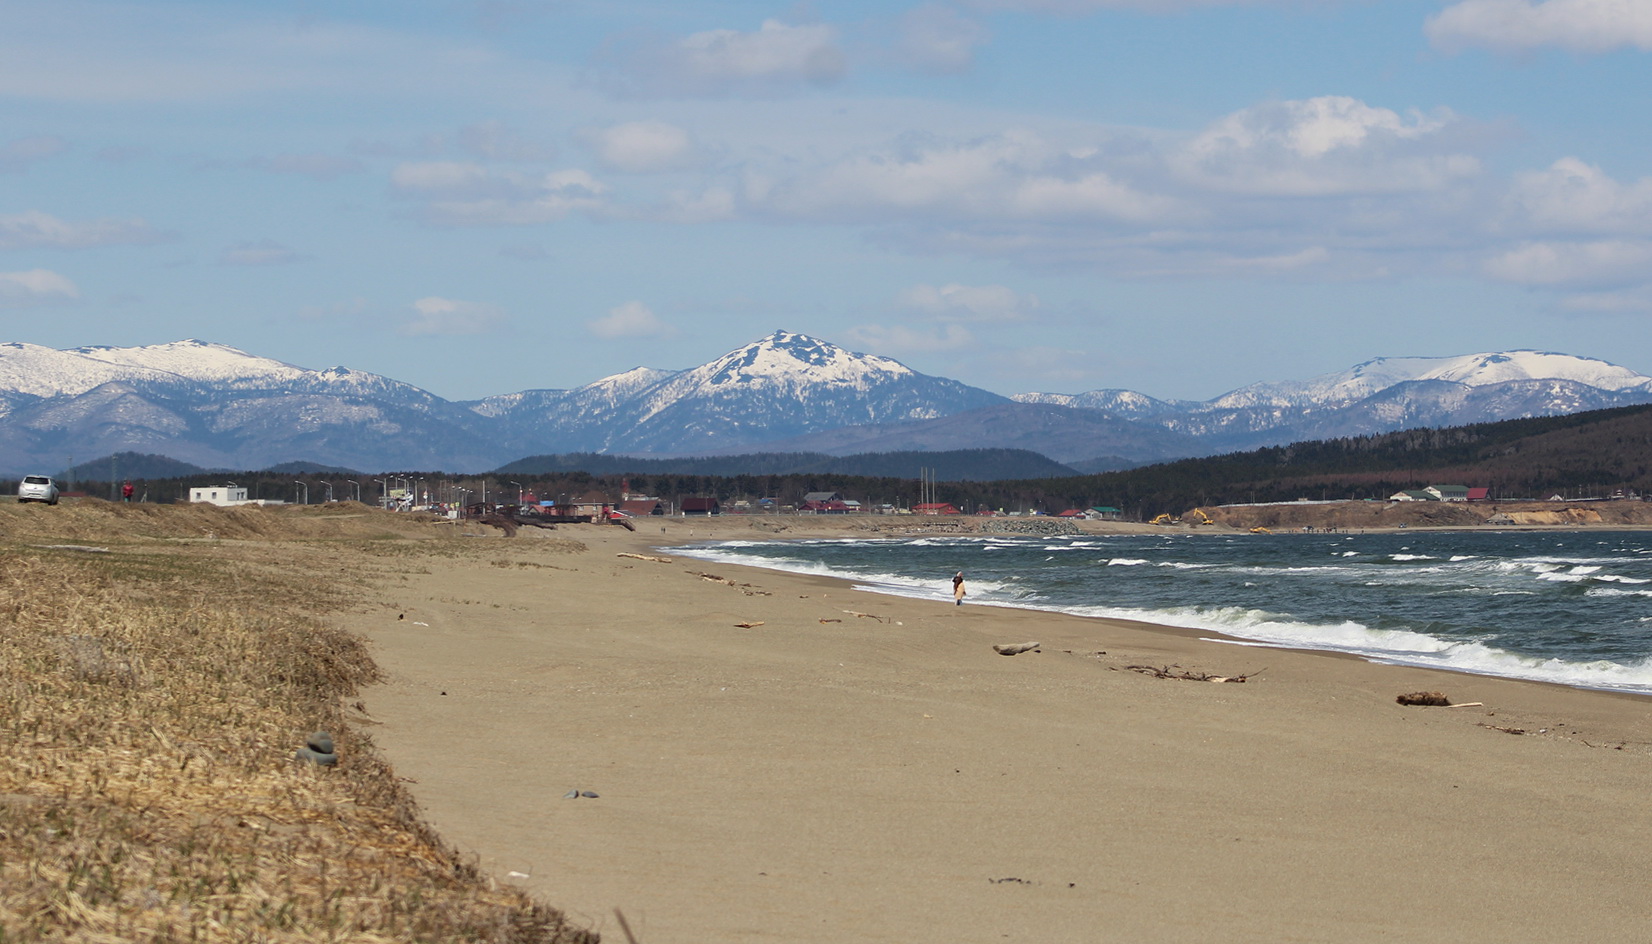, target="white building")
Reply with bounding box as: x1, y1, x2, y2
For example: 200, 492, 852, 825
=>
189, 485, 251, 506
